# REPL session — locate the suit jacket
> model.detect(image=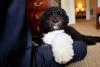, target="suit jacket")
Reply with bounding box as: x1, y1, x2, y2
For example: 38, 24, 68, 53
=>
0, 0, 32, 67
0, 0, 12, 38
